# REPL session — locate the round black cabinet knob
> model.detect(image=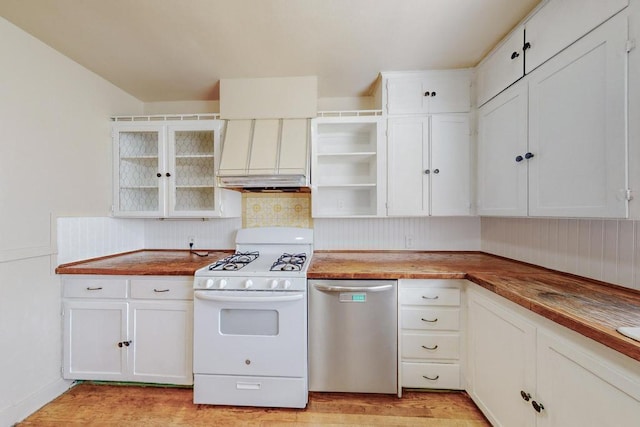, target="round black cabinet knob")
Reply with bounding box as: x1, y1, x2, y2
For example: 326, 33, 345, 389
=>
511, 51, 520, 60
424, 91, 431, 97
516, 155, 524, 162
156, 173, 162, 178
166, 172, 171, 177
523, 42, 532, 51
525, 152, 535, 159
433, 169, 440, 174
424, 169, 430, 174
520, 390, 531, 401
431, 91, 436, 97
532, 400, 544, 413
